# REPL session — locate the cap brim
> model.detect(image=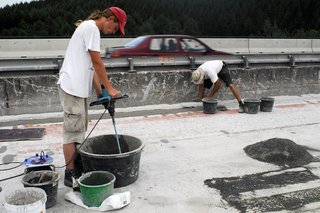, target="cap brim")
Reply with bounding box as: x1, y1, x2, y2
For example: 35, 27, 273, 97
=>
119, 24, 125, 35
